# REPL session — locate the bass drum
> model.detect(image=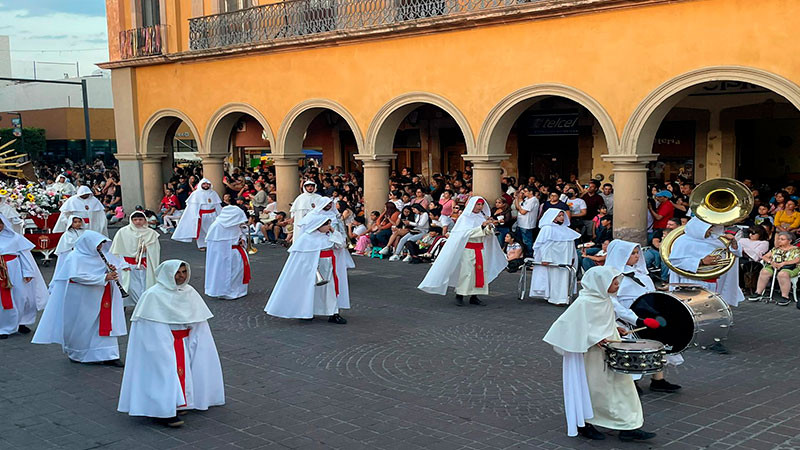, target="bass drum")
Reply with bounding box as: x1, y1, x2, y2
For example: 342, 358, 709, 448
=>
630, 287, 733, 354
